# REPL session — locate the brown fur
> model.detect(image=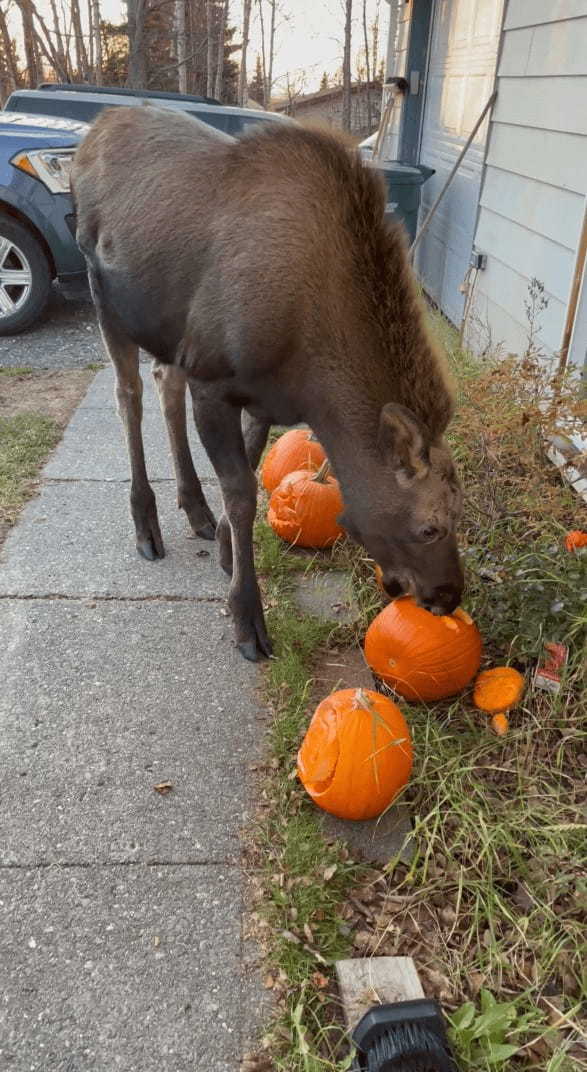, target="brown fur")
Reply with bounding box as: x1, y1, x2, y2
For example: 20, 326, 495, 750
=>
72, 107, 464, 660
